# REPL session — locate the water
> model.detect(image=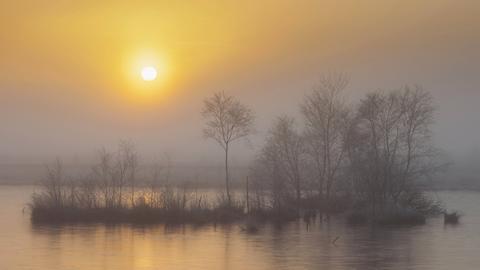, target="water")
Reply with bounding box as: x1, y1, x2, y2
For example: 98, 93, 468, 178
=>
1, 185, 479, 270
